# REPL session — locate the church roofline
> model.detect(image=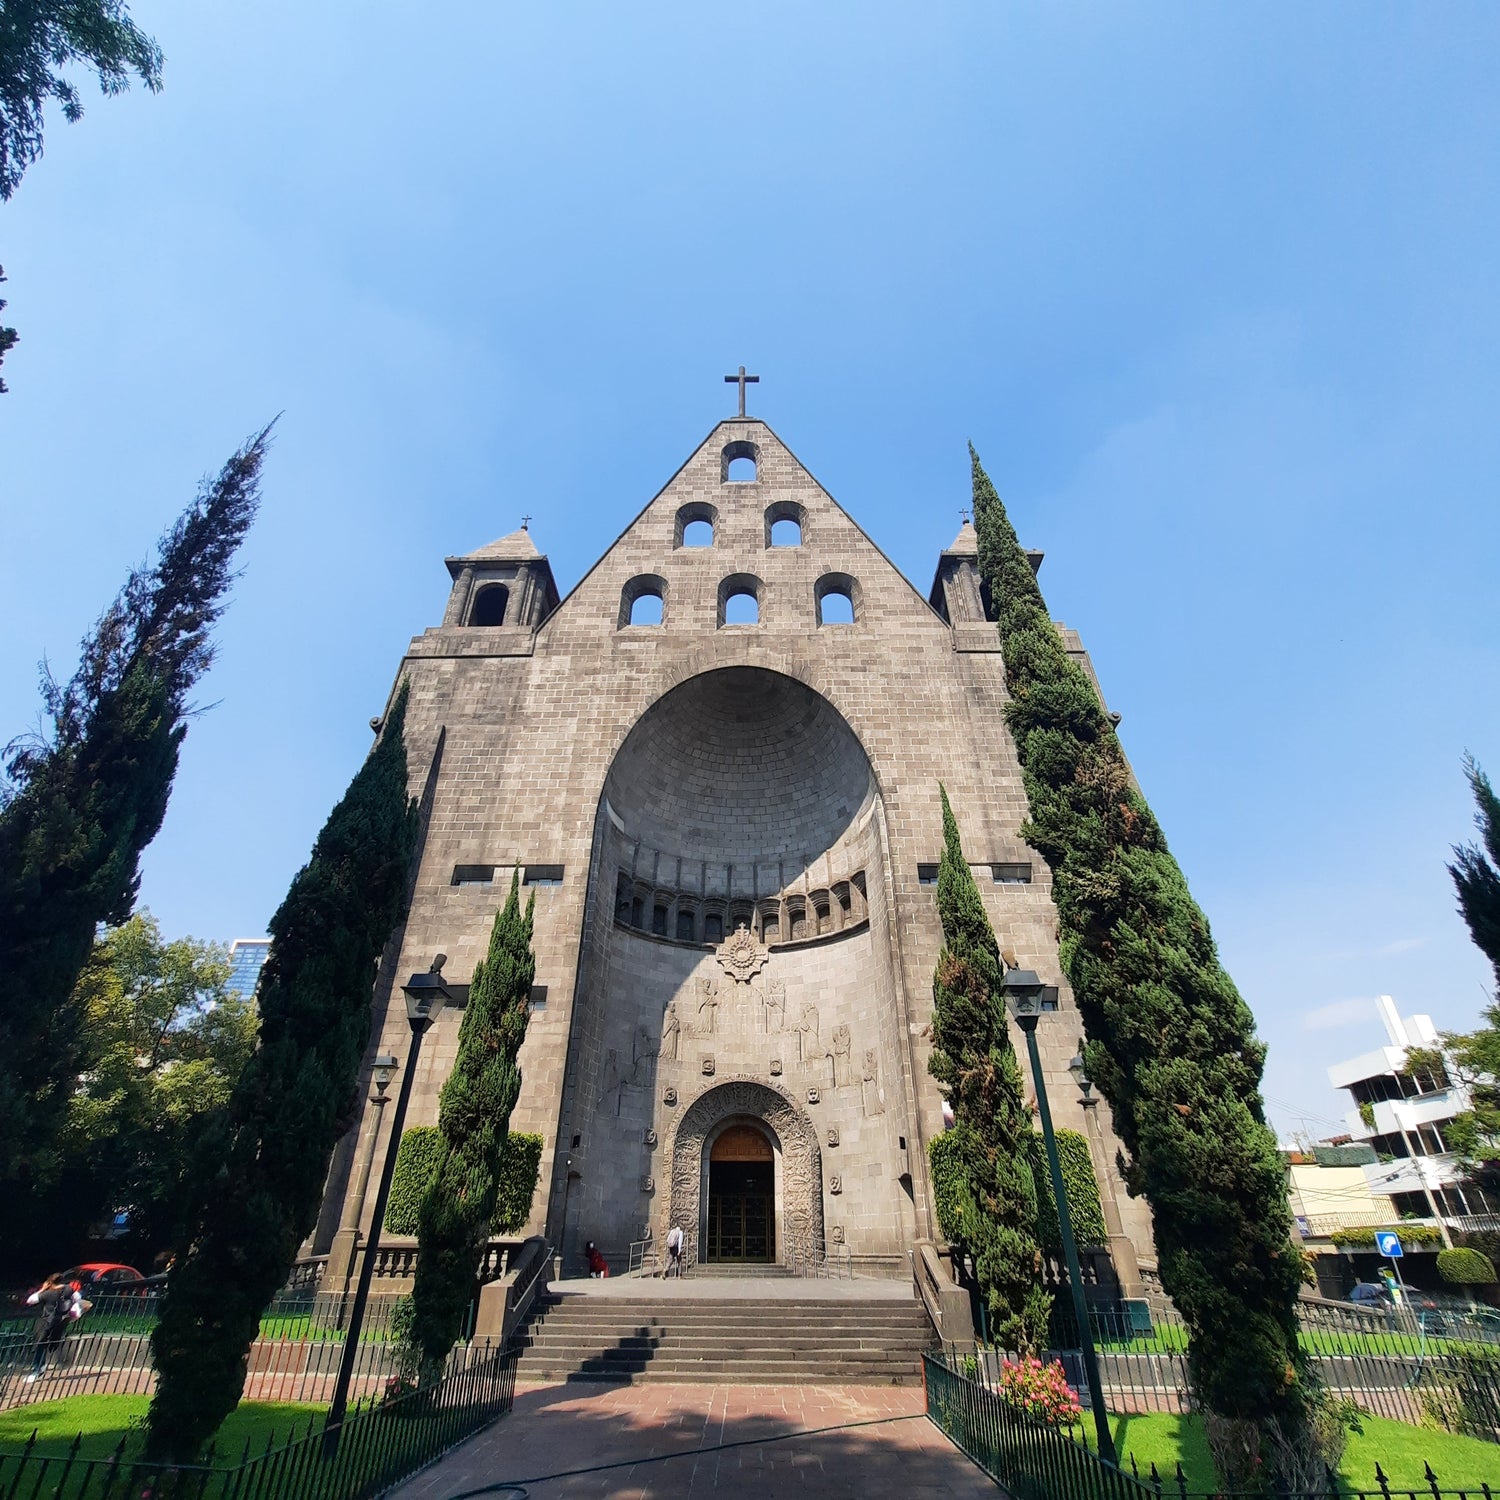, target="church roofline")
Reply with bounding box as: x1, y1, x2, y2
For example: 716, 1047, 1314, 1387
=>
538, 417, 952, 632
